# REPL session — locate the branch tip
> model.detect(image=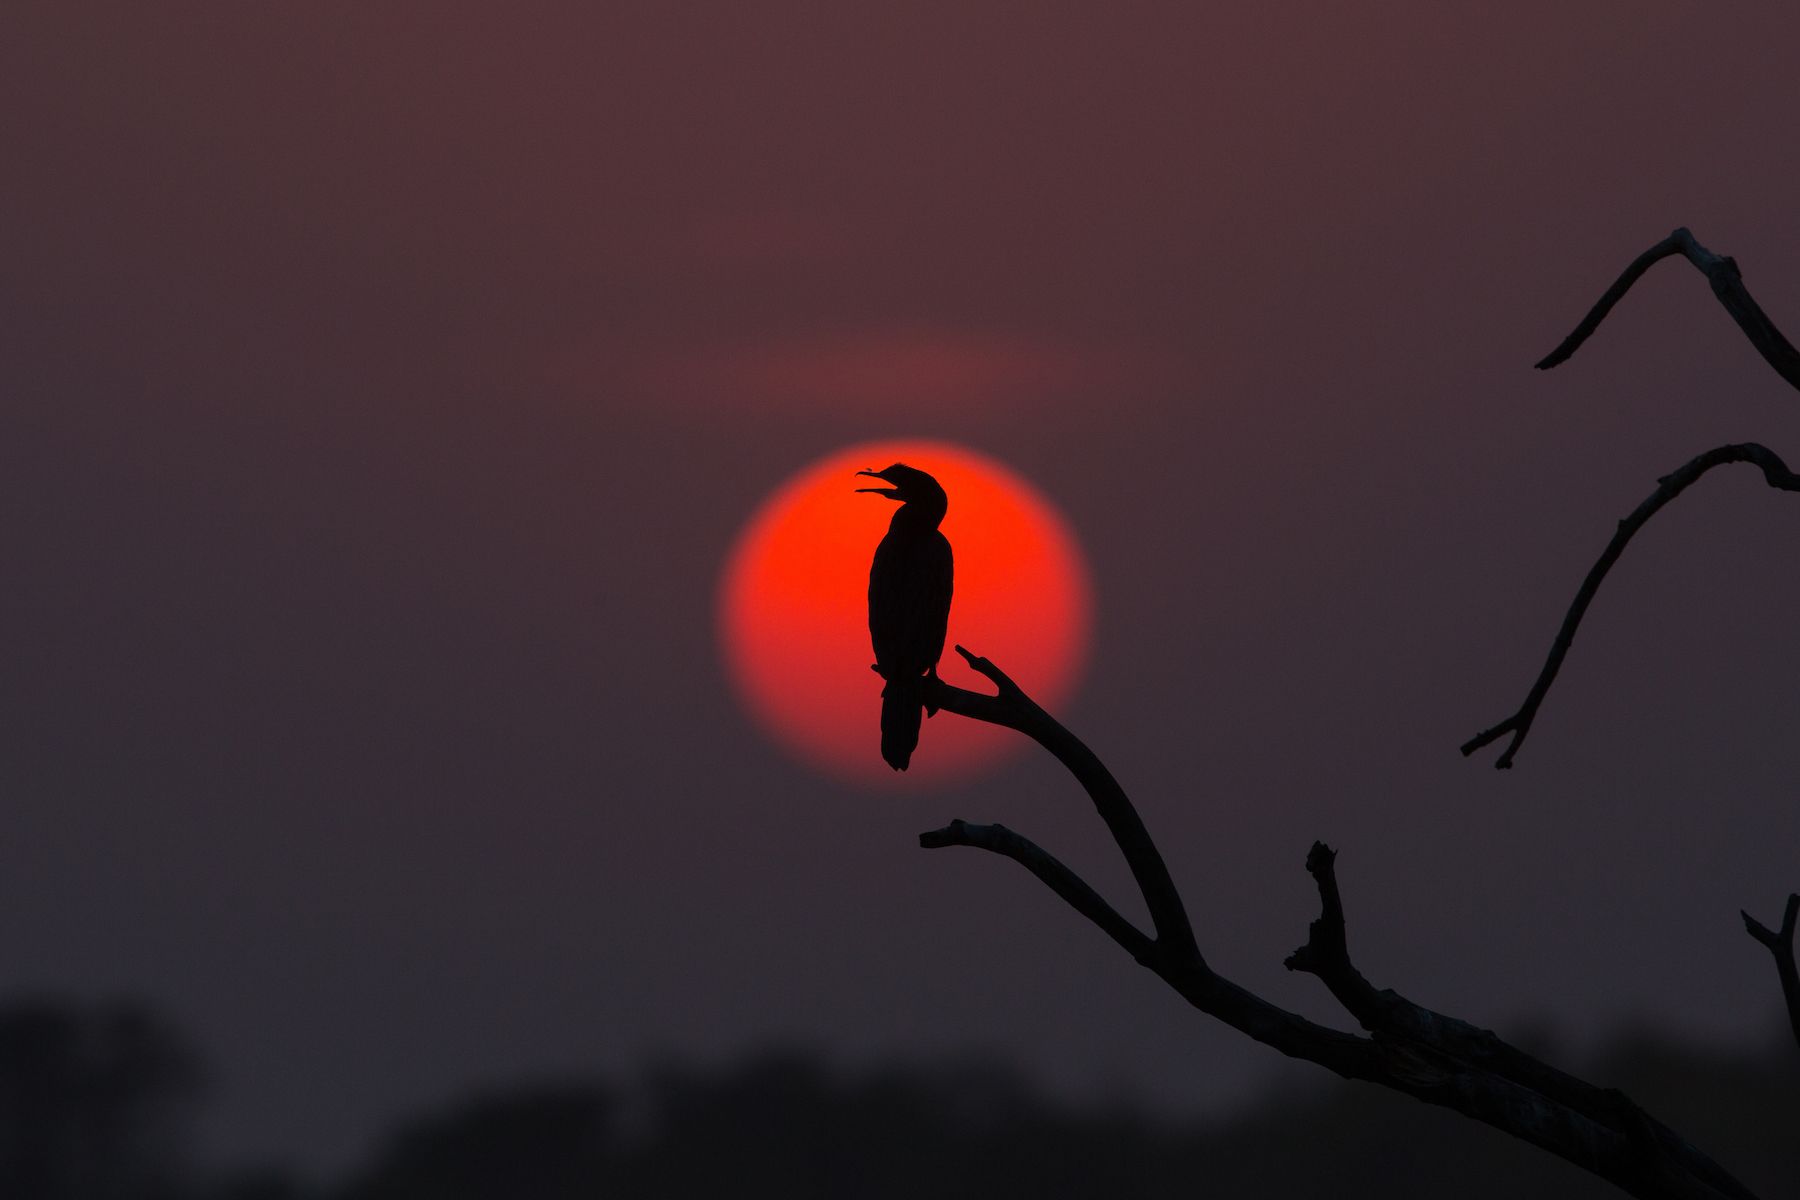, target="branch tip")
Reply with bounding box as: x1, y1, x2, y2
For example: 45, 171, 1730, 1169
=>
1742, 892, 1800, 1055
918, 819, 968, 850
1459, 717, 1522, 768
1741, 910, 1774, 947
951, 643, 1023, 696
